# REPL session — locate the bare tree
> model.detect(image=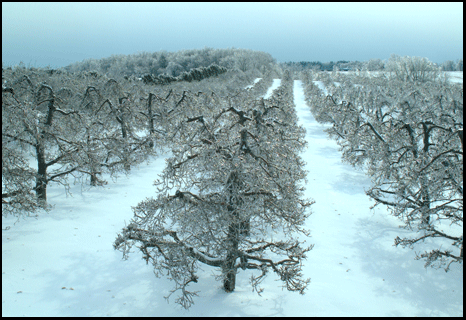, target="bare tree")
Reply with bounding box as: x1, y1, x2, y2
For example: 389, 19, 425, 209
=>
363, 58, 385, 71
386, 54, 440, 83
2, 123, 48, 216
306, 71, 463, 271
114, 85, 313, 309
441, 60, 456, 72
2, 68, 158, 215
456, 59, 463, 72
2, 75, 83, 202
